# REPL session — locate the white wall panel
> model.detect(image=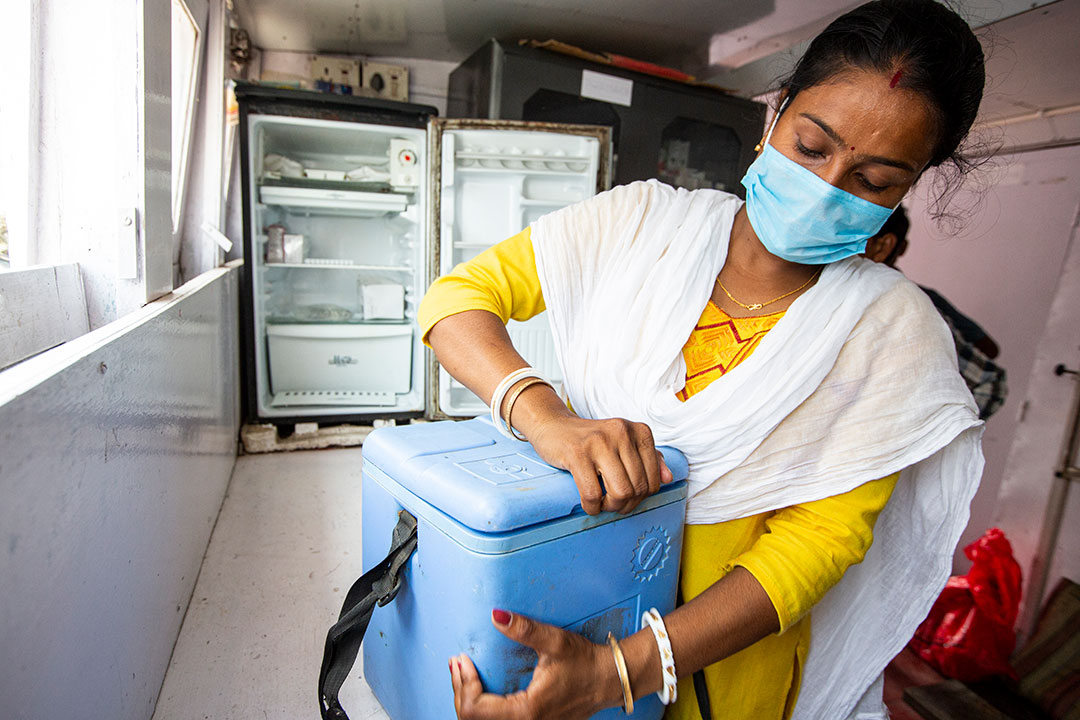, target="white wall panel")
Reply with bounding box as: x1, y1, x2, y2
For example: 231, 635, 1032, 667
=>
900, 145, 1080, 571
994, 189, 1080, 632
0, 266, 241, 720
